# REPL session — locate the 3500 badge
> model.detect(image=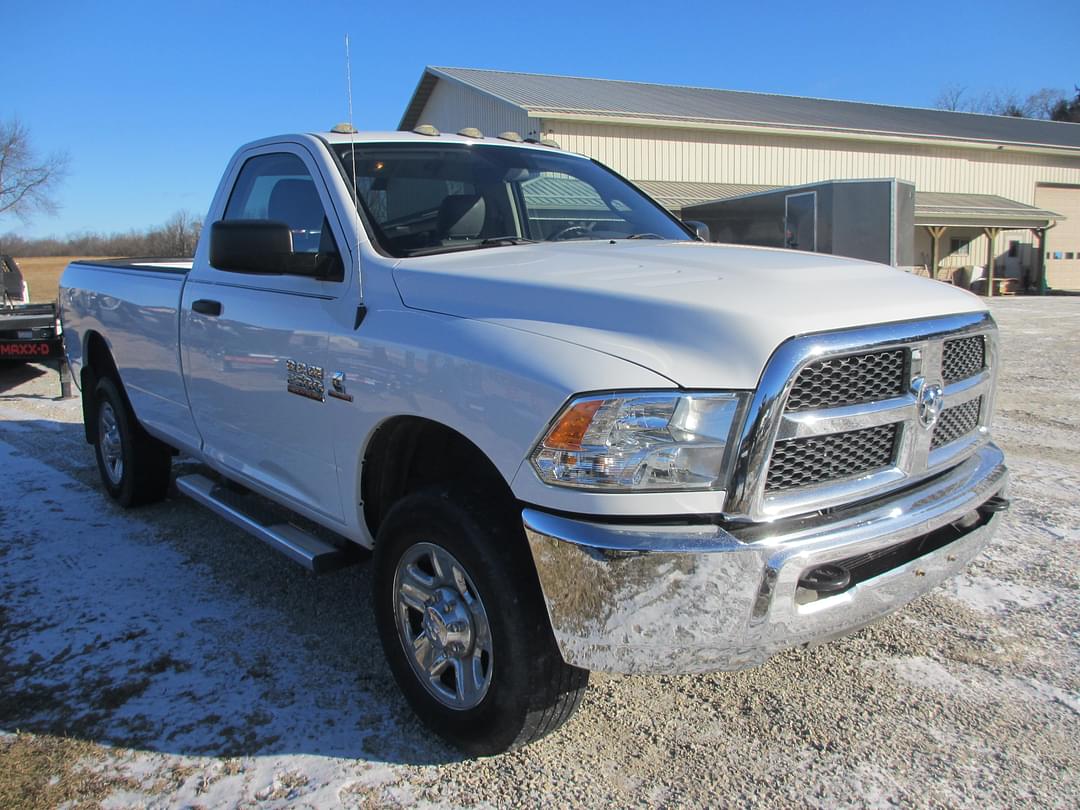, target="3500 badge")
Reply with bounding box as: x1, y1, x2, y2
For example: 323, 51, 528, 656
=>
285, 359, 325, 401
